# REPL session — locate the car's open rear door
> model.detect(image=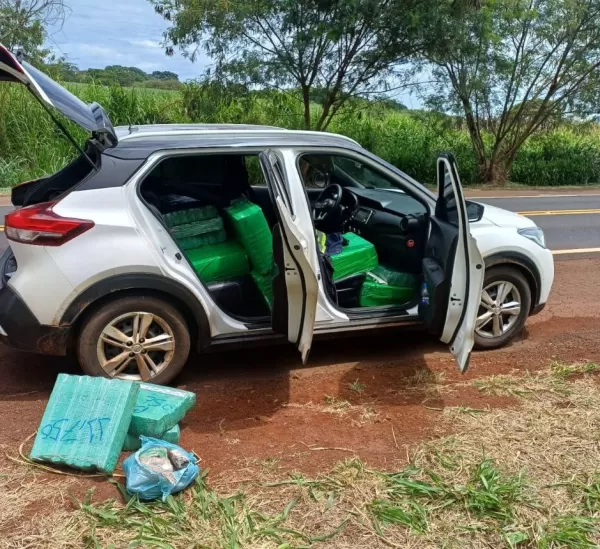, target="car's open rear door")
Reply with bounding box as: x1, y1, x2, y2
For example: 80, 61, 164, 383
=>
259, 149, 319, 364
419, 153, 485, 372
